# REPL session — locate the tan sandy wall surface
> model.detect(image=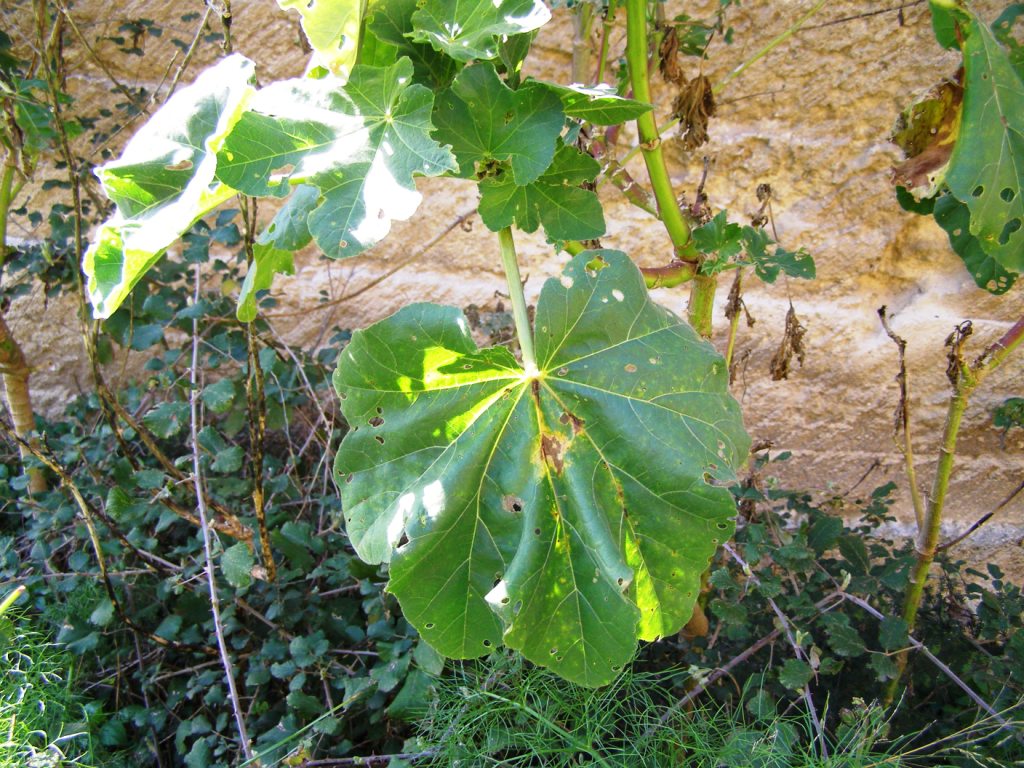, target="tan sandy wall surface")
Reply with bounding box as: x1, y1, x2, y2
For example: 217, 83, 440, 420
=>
4, 1, 1022, 574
